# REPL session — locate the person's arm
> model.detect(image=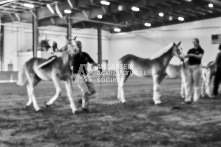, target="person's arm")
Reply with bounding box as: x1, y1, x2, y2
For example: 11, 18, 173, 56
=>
185, 48, 204, 59
186, 53, 203, 59
86, 53, 102, 70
